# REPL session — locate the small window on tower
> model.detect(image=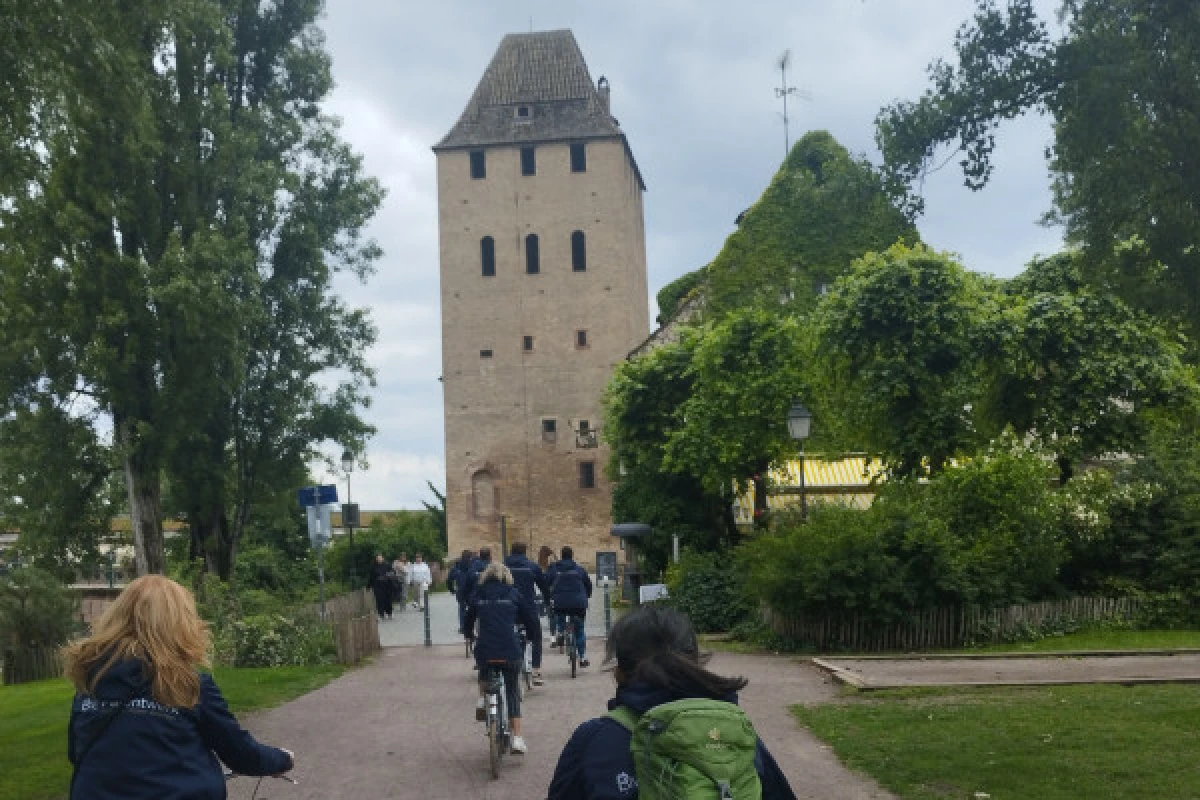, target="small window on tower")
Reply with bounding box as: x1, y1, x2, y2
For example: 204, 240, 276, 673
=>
521, 146, 536, 176
480, 349, 493, 359
480, 236, 495, 277
575, 330, 589, 349
525, 234, 540, 274
571, 231, 586, 272
579, 461, 597, 489
522, 335, 534, 352
516, 105, 531, 118
570, 142, 587, 173
542, 418, 557, 444
469, 150, 486, 180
